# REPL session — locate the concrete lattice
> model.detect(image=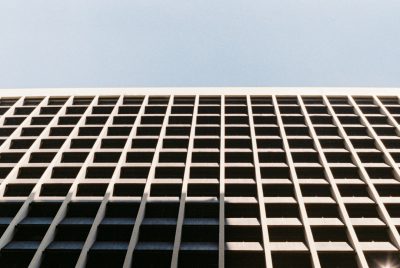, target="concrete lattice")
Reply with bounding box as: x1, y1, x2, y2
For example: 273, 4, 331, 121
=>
0, 88, 399, 268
